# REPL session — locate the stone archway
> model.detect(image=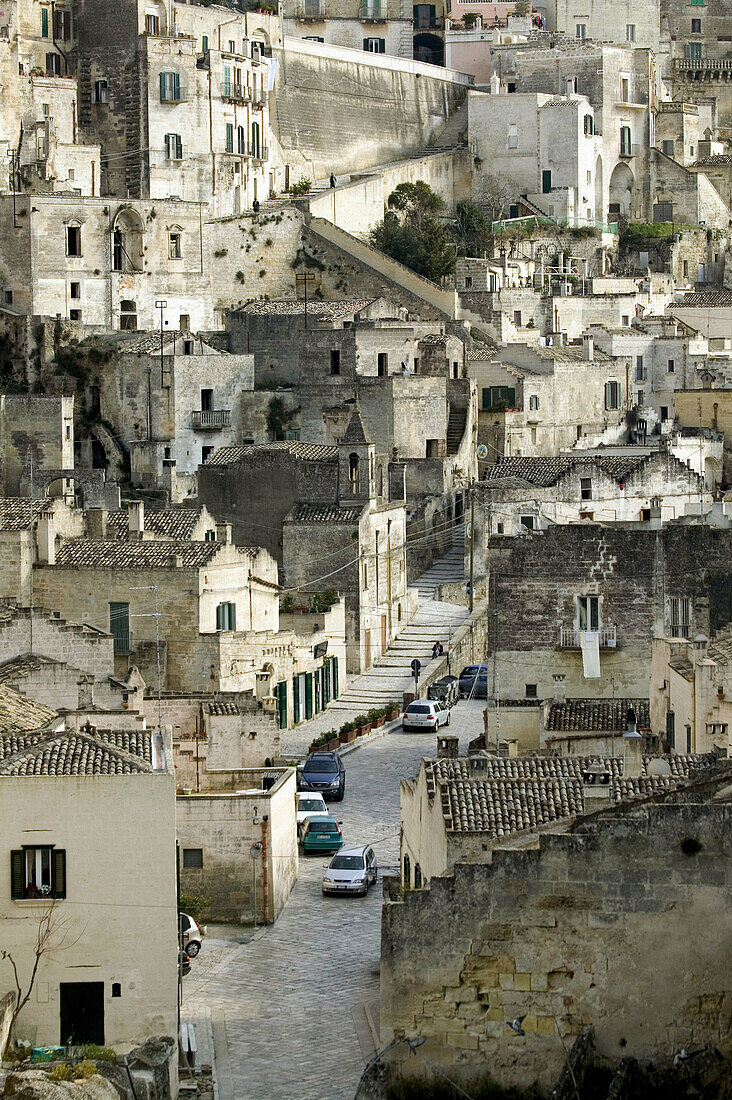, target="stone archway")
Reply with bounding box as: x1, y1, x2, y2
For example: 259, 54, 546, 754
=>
594, 155, 603, 223
608, 161, 634, 221
413, 33, 443, 65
